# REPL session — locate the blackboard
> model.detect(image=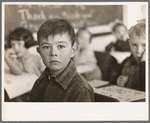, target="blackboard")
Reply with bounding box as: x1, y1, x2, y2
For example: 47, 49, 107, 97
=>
5, 5, 123, 36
